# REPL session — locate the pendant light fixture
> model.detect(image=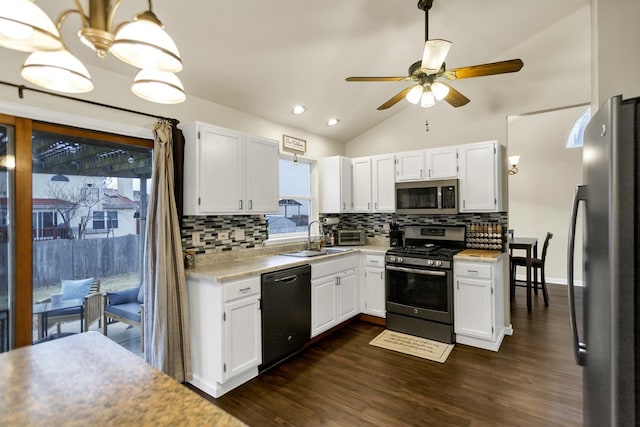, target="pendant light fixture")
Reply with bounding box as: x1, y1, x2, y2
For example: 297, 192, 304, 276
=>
0, 0, 185, 104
